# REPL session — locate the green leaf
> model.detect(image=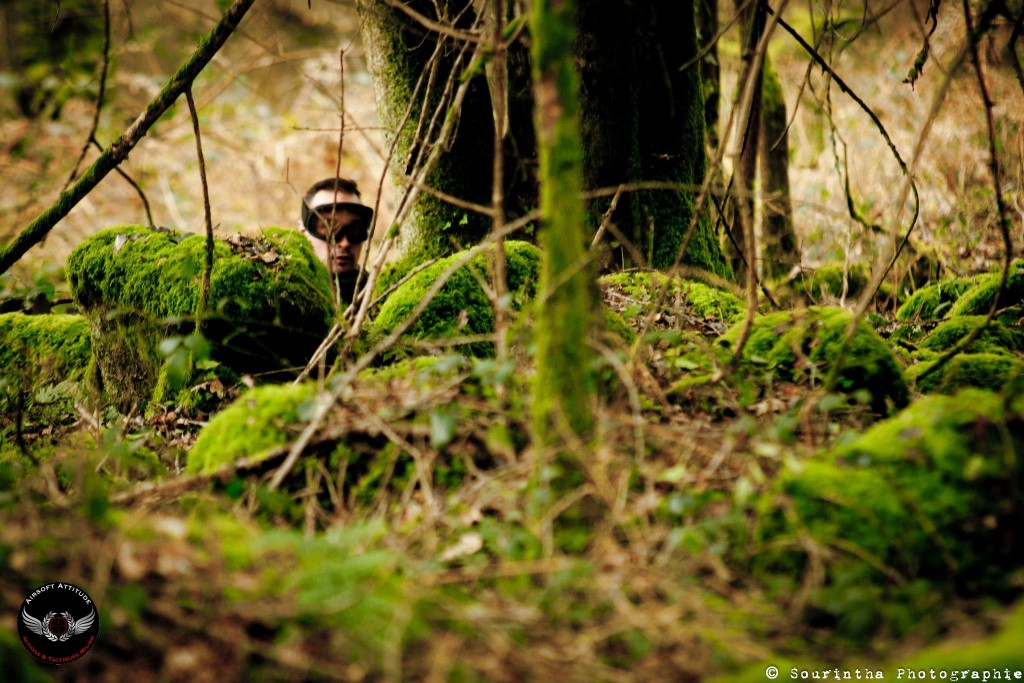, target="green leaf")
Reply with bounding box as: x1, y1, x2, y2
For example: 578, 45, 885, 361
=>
430, 407, 458, 449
